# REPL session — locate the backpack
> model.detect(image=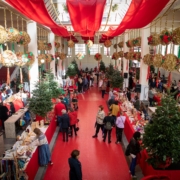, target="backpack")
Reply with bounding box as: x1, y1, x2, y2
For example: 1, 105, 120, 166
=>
105, 121, 112, 130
